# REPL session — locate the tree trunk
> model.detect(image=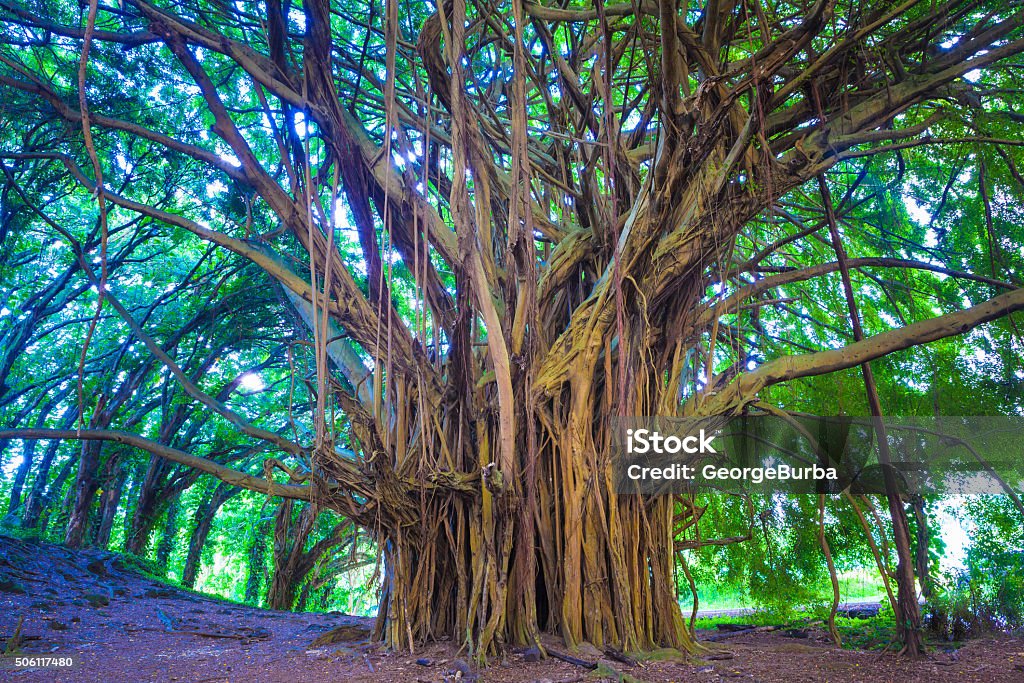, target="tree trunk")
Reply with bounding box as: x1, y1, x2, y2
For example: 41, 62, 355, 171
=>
36, 455, 75, 537
266, 501, 344, 611
296, 581, 312, 612
65, 439, 103, 548
52, 469, 77, 539
21, 411, 77, 529
125, 455, 168, 555
156, 497, 180, 574
245, 515, 271, 605
182, 482, 237, 589
118, 466, 137, 546
5, 437, 38, 521
267, 500, 303, 610
19, 440, 56, 529
6, 394, 66, 521
181, 493, 214, 589
95, 455, 126, 549
372, 462, 689, 653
